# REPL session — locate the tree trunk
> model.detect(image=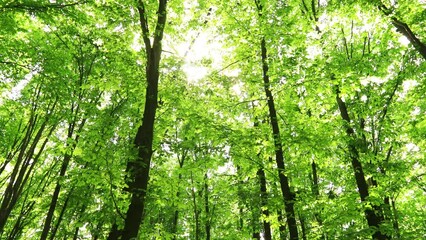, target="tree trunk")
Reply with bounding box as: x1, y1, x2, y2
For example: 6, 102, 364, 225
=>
72, 227, 79, 240
311, 160, 324, 238
299, 213, 307, 240
204, 174, 211, 240
277, 210, 286, 240
49, 187, 74, 240
121, 1, 167, 239
40, 115, 84, 240
107, 223, 122, 240
335, 87, 388, 240
252, 232, 261, 240
257, 168, 272, 240
190, 173, 200, 240
391, 199, 401, 238
172, 150, 186, 239
258, 36, 299, 239
171, 173, 181, 239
